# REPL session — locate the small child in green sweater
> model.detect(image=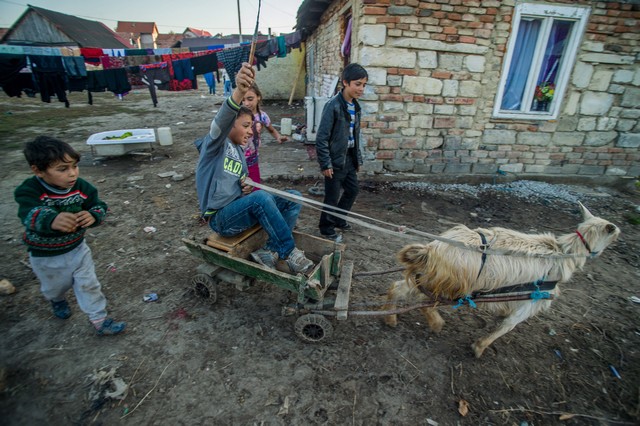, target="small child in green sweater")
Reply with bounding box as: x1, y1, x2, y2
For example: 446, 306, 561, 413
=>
14, 136, 126, 335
